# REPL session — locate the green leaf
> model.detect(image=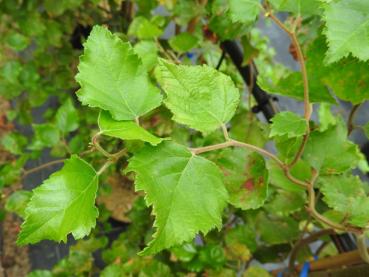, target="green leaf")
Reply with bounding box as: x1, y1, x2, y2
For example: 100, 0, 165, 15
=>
318, 103, 336, 131
171, 243, 197, 262
44, 0, 83, 15
268, 0, 321, 15
320, 175, 369, 227
243, 266, 272, 277
209, 13, 249, 40
30, 124, 60, 150
5, 32, 30, 51
98, 110, 163, 146
278, 35, 369, 104
228, 0, 261, 24
274, 135, 303, 163
257, 36, 337, 104
216, 148, 268, 210
230, 111, 269, 147
270, 111, 307, 138
5, 190, 32, 218
27, 270, 53, 277
76, 25, 162, 120
258, 72, 335, 104
303, 121, 361, 174
241, 36, 259, 66
101, 264, 124, 277
265, 190, 306, 215
134, 40, 158, 71
56, 98, 79, 133
1, 132, 27, 155
128, 16, 163, 39
225, 224, 257, 253
267, 160, 309, 193
156, 59, 240, 133
126, 141, 228, 255
323, 0, 369, 63
17, 156, 99, 245
169, 32, 199, 53
256, 212, 299, 245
